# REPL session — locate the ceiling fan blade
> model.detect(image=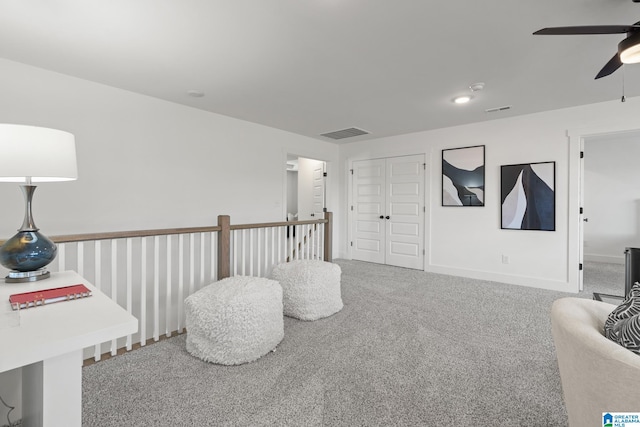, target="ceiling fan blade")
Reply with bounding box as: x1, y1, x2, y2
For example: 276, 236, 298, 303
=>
534, 25, 637, 35
595, 53, 623, 79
